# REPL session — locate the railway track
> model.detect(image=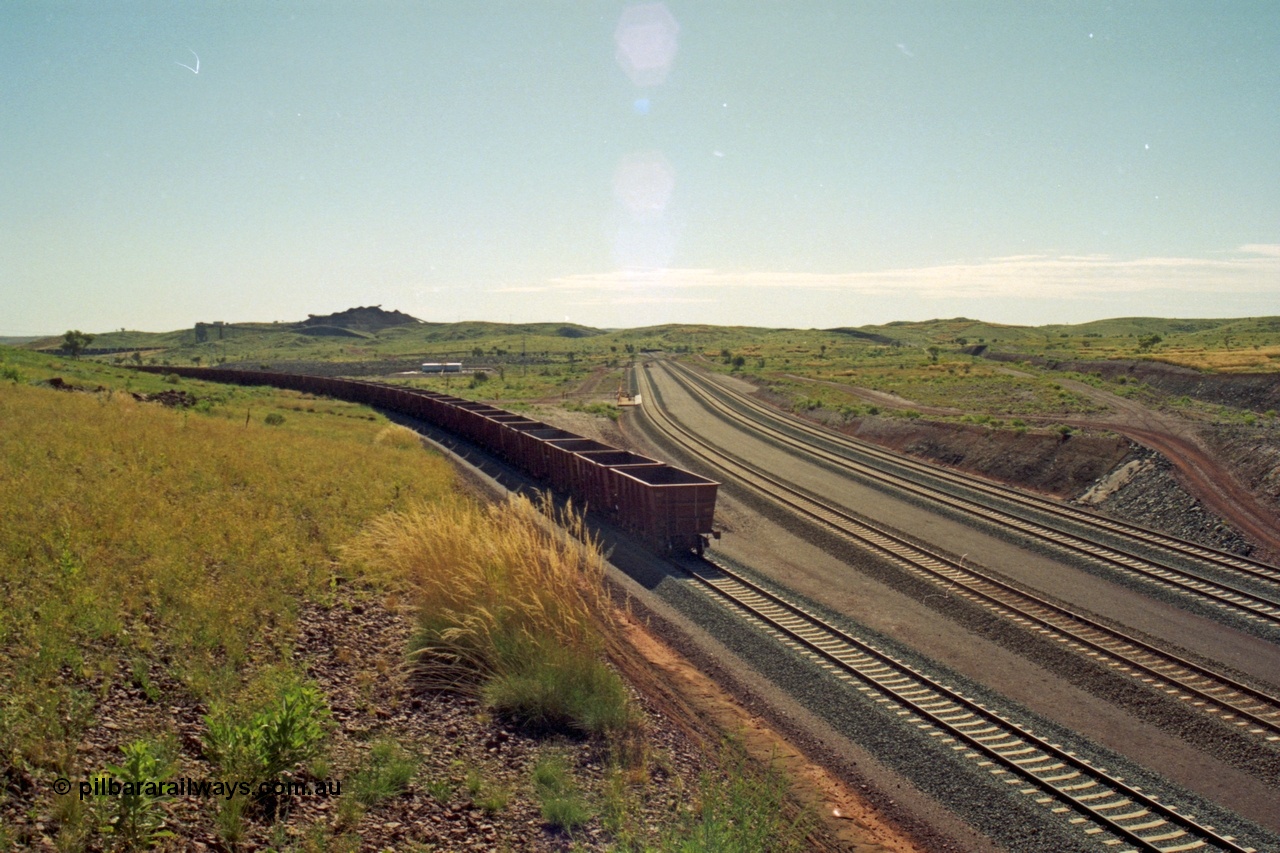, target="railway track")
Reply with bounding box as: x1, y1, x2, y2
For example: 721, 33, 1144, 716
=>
664, 359, 1280, 587
654, 359, 1280, 632
632, 362, 1280, 745
679, 553, 1259, 852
